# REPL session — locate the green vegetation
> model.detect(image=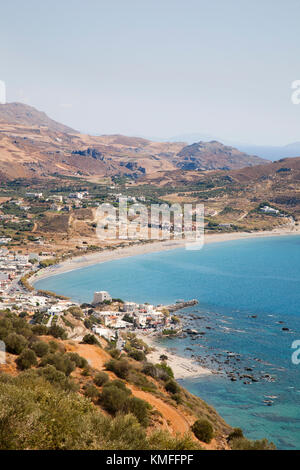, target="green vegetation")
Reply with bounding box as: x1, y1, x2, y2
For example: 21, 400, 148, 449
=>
105, 358, 131, 380
40, 352, 76, 376
0, 372, 200, 450
16, 349, 38, 370
100, 381, 151, 427
191, 419, 214, 444
83, 383, 100, 400
93, 371, 110, 387
39, 258, 58, 268
5, 333, 28, 354
128, 349, 146, 362
162, 329, 178, 336
227, 428, 275, 450
82, 334, 100, 345
30, 341, 50, 357
165, 379, 180, 395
